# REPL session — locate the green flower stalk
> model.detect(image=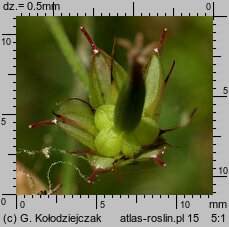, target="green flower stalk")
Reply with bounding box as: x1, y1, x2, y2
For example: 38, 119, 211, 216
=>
29, 26, 192, 183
